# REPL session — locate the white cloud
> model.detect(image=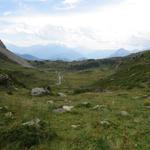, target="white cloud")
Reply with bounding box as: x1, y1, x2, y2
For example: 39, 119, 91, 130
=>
3, 11, 12, 16
1, 0, 150, 51
63, 0, 81, 5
